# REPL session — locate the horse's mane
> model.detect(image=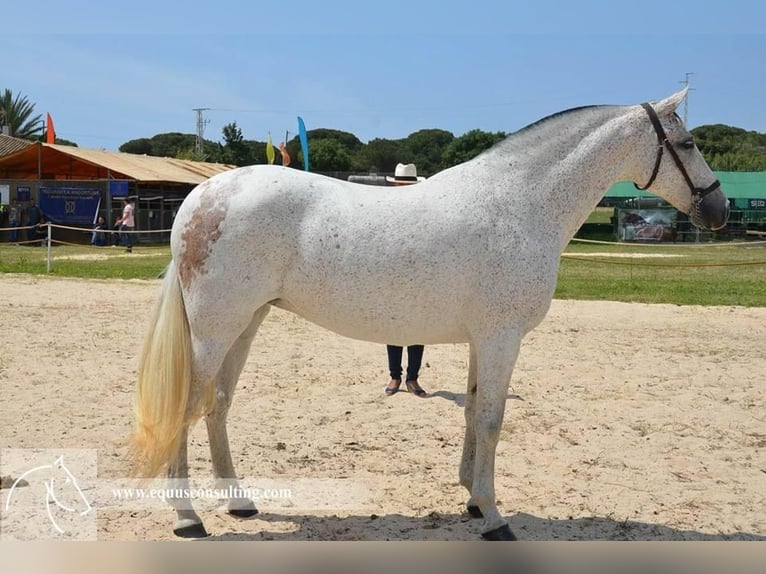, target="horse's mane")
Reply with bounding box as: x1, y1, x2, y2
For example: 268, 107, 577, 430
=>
516, 105, 603, 135
478, 103, 622, 158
